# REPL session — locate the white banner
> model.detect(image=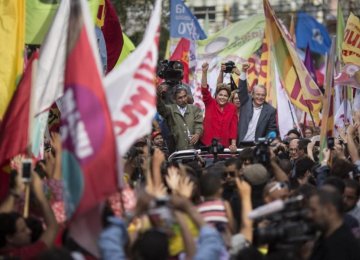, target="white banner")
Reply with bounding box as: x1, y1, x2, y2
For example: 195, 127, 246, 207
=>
104, 0, 161, 155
